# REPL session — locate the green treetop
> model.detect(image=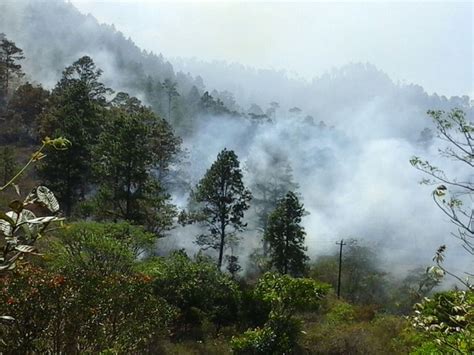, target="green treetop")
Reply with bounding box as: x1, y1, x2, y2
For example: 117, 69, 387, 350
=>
37, 56, 111, 216
192, 149, 251, 269
265, 191, 308, 276
92, 92, 178, 236
0, 37, 24, 104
